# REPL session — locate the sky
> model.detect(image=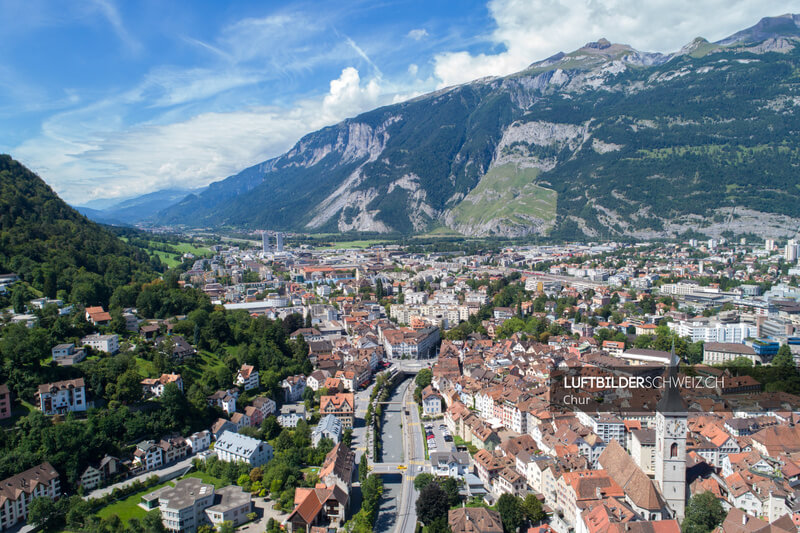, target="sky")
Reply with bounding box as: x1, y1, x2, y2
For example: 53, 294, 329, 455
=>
0, 0, 796, 205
